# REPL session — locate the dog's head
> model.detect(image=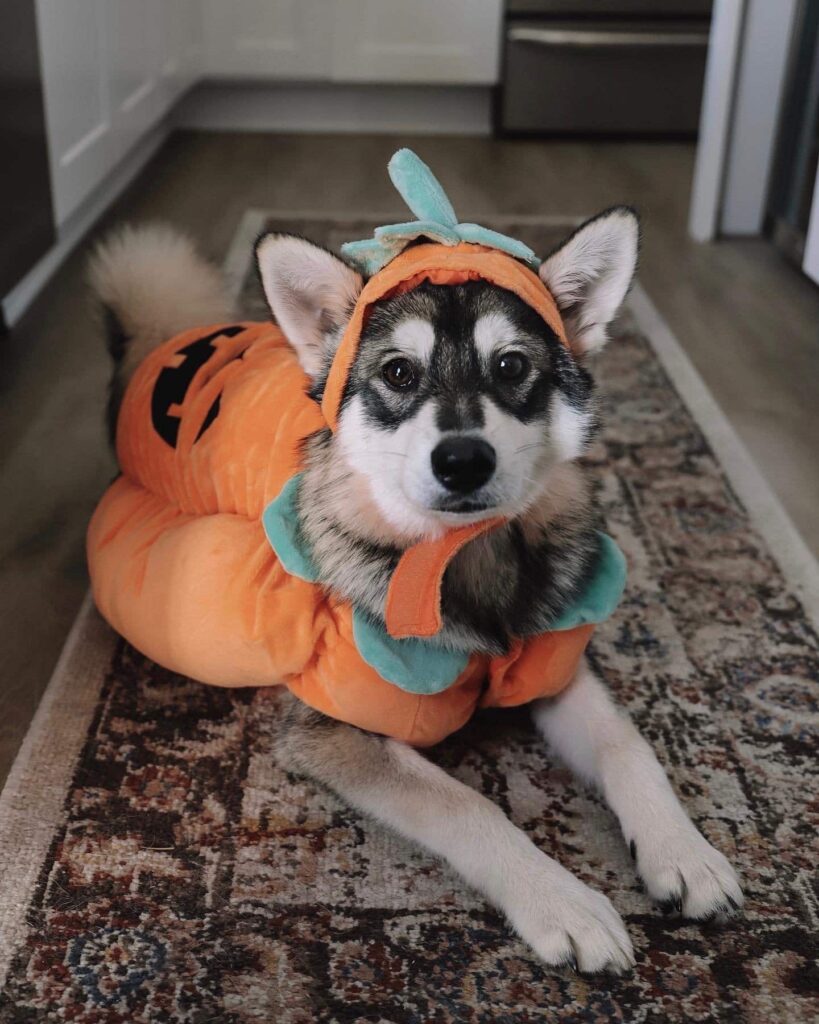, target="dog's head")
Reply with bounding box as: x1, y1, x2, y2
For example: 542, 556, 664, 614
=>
256, 210, 638, 539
